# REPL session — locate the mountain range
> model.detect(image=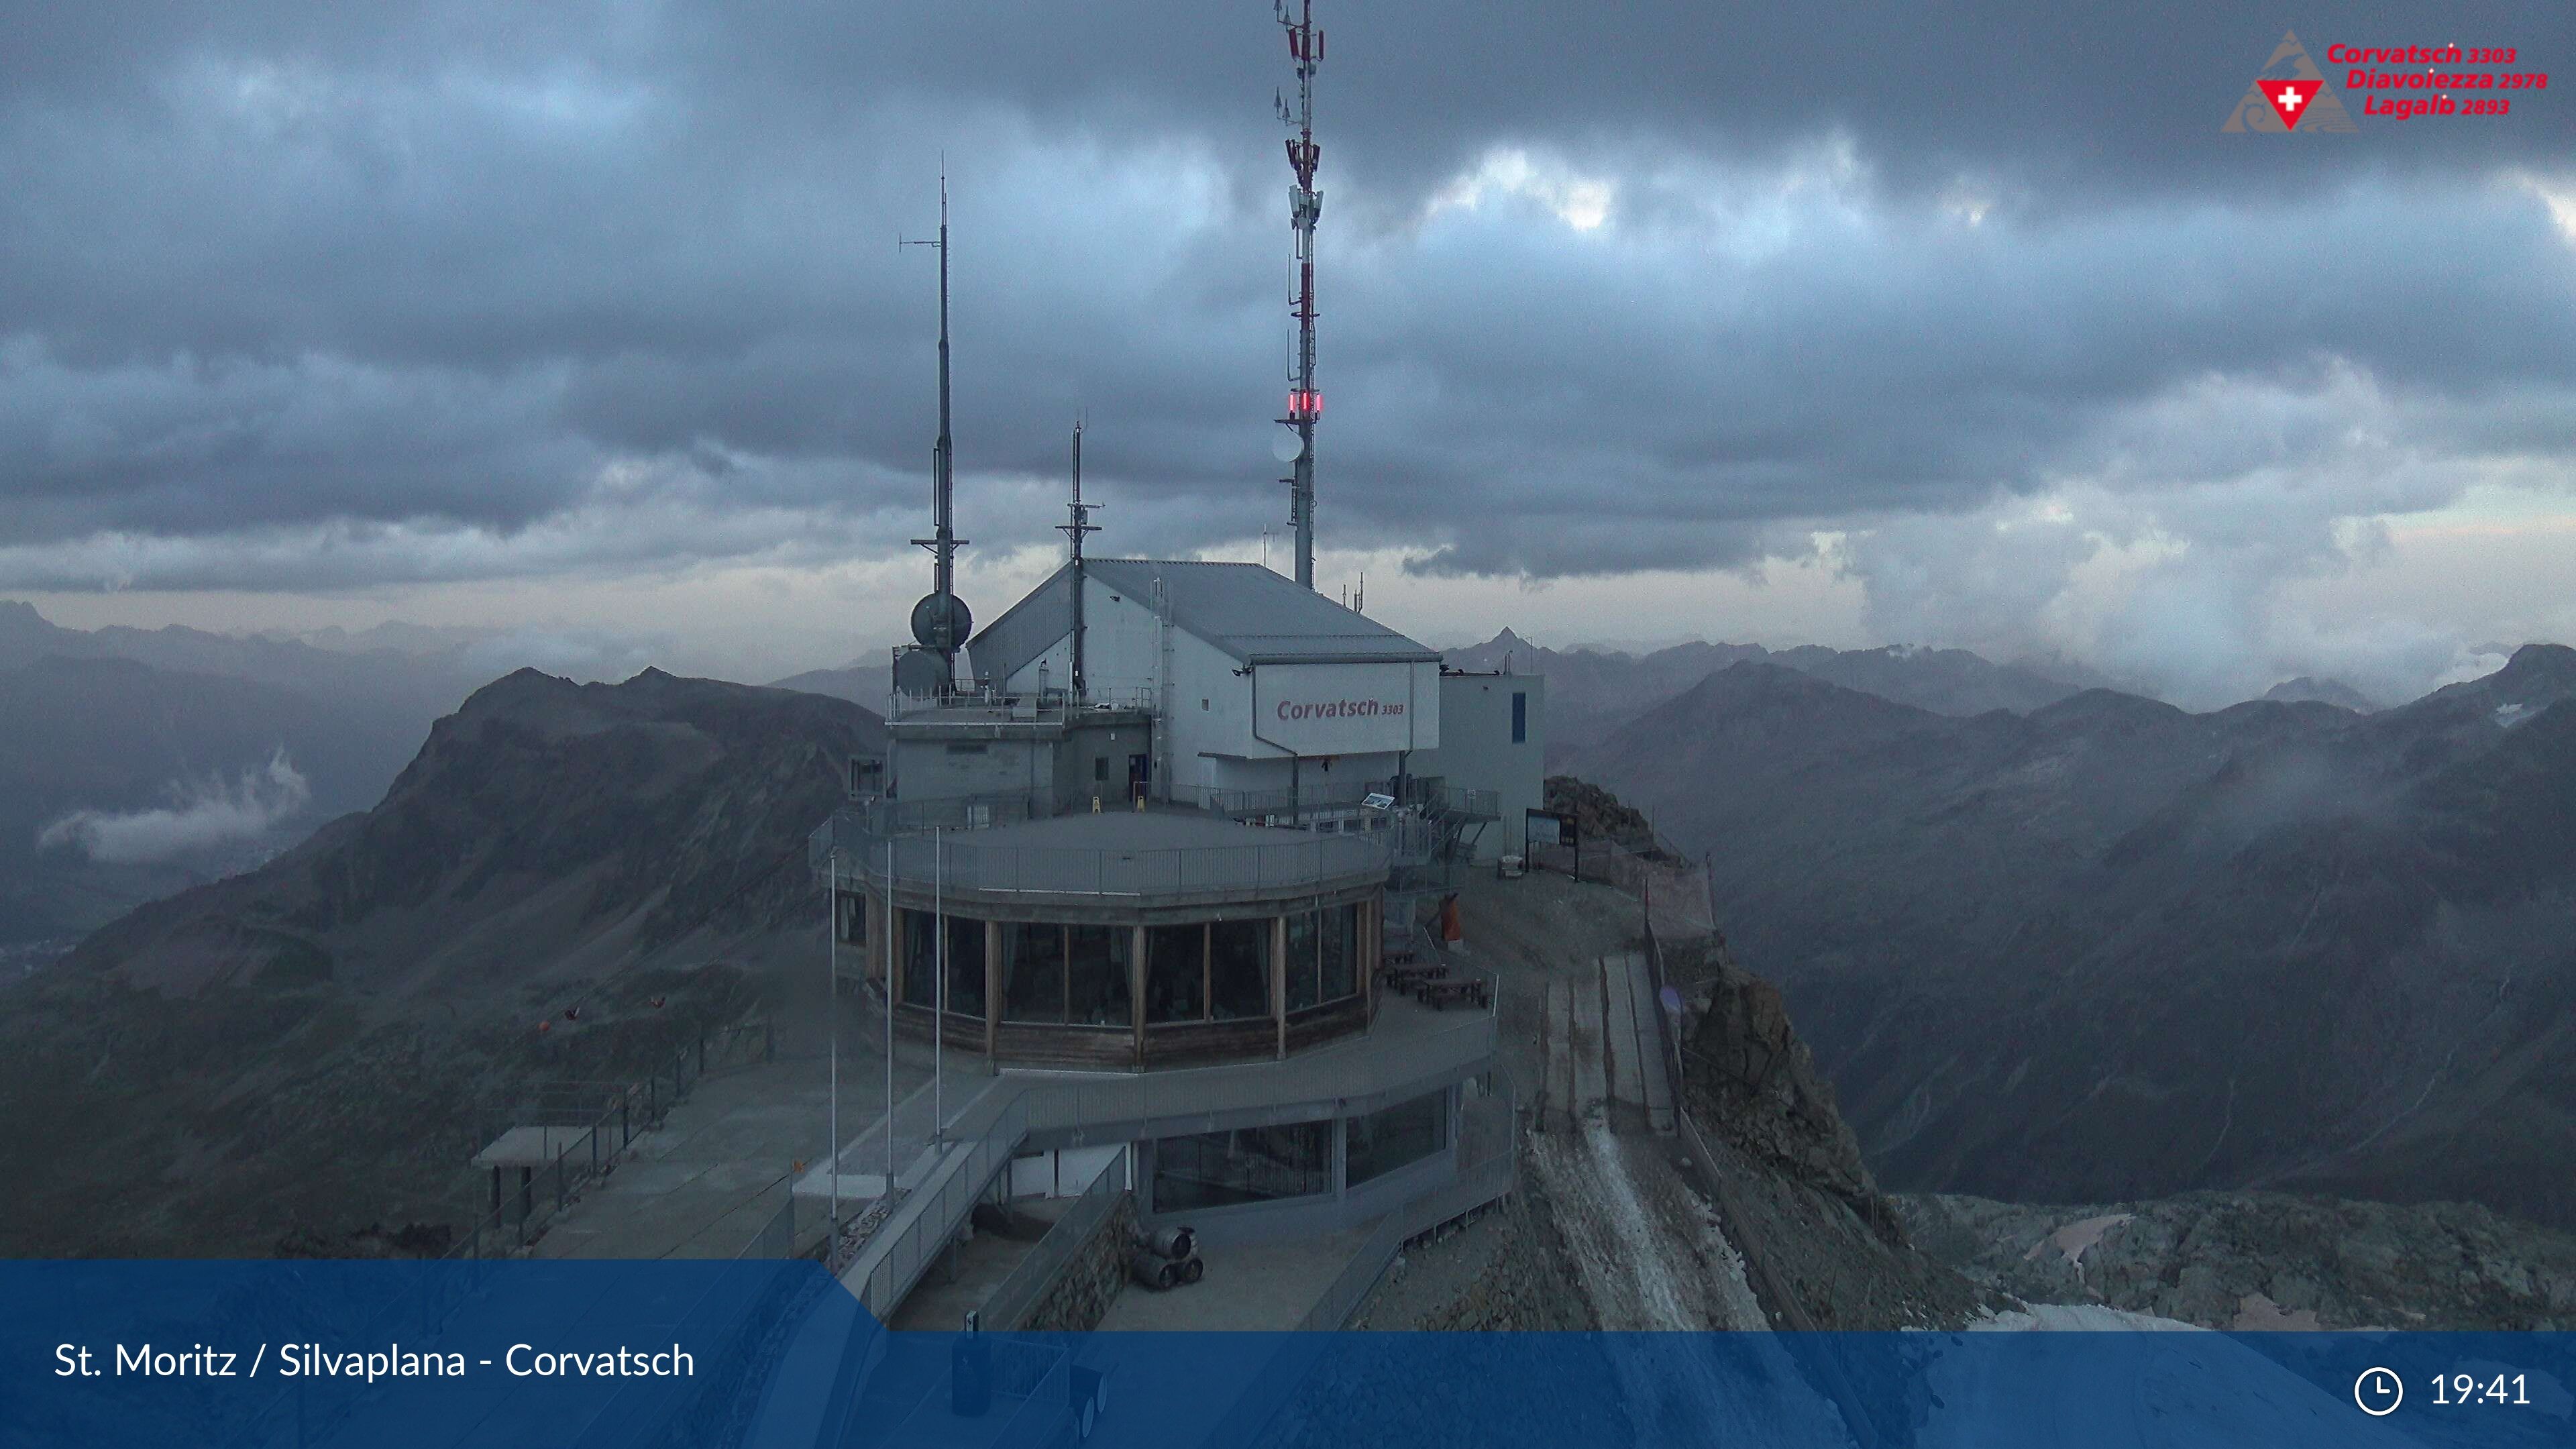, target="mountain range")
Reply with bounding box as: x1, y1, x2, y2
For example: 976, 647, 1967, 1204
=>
1442, 629, 2123, 764
0, 667, 881, 1254
1576, 645, 2576, 1227
0, 602, 497, 945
